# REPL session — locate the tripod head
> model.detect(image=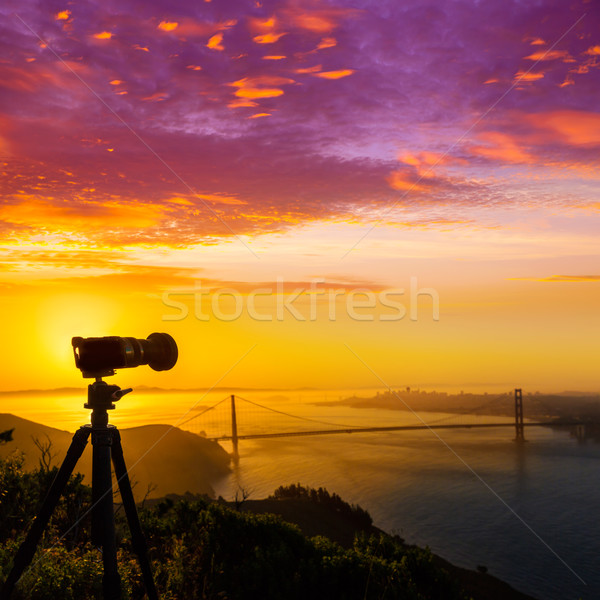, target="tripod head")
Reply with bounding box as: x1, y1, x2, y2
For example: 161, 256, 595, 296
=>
85, 378, 132, 428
